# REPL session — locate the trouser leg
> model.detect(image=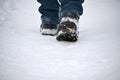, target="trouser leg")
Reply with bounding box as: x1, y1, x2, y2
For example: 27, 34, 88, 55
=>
59, 0, 84, 18
37, 0, 59, 24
